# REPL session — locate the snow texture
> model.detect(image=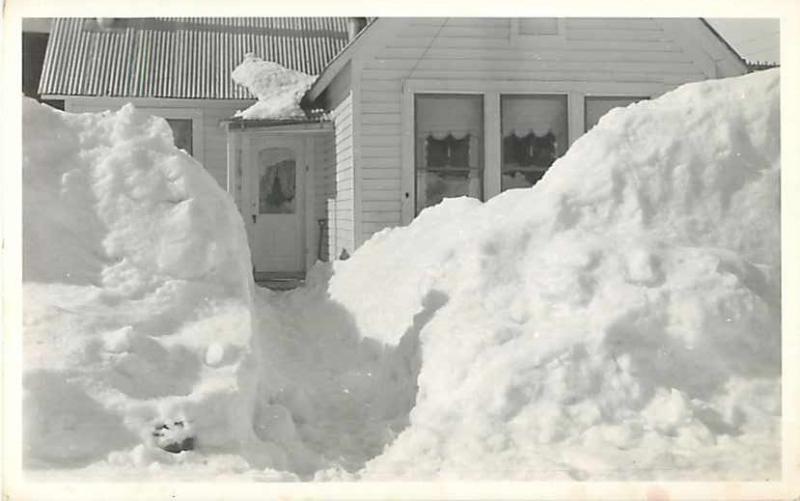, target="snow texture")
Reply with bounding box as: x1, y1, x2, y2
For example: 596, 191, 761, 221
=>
22, 100, 261, 471
22, 68, 780, 481
328, 69, 781, 480
231, 53, 316, 120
